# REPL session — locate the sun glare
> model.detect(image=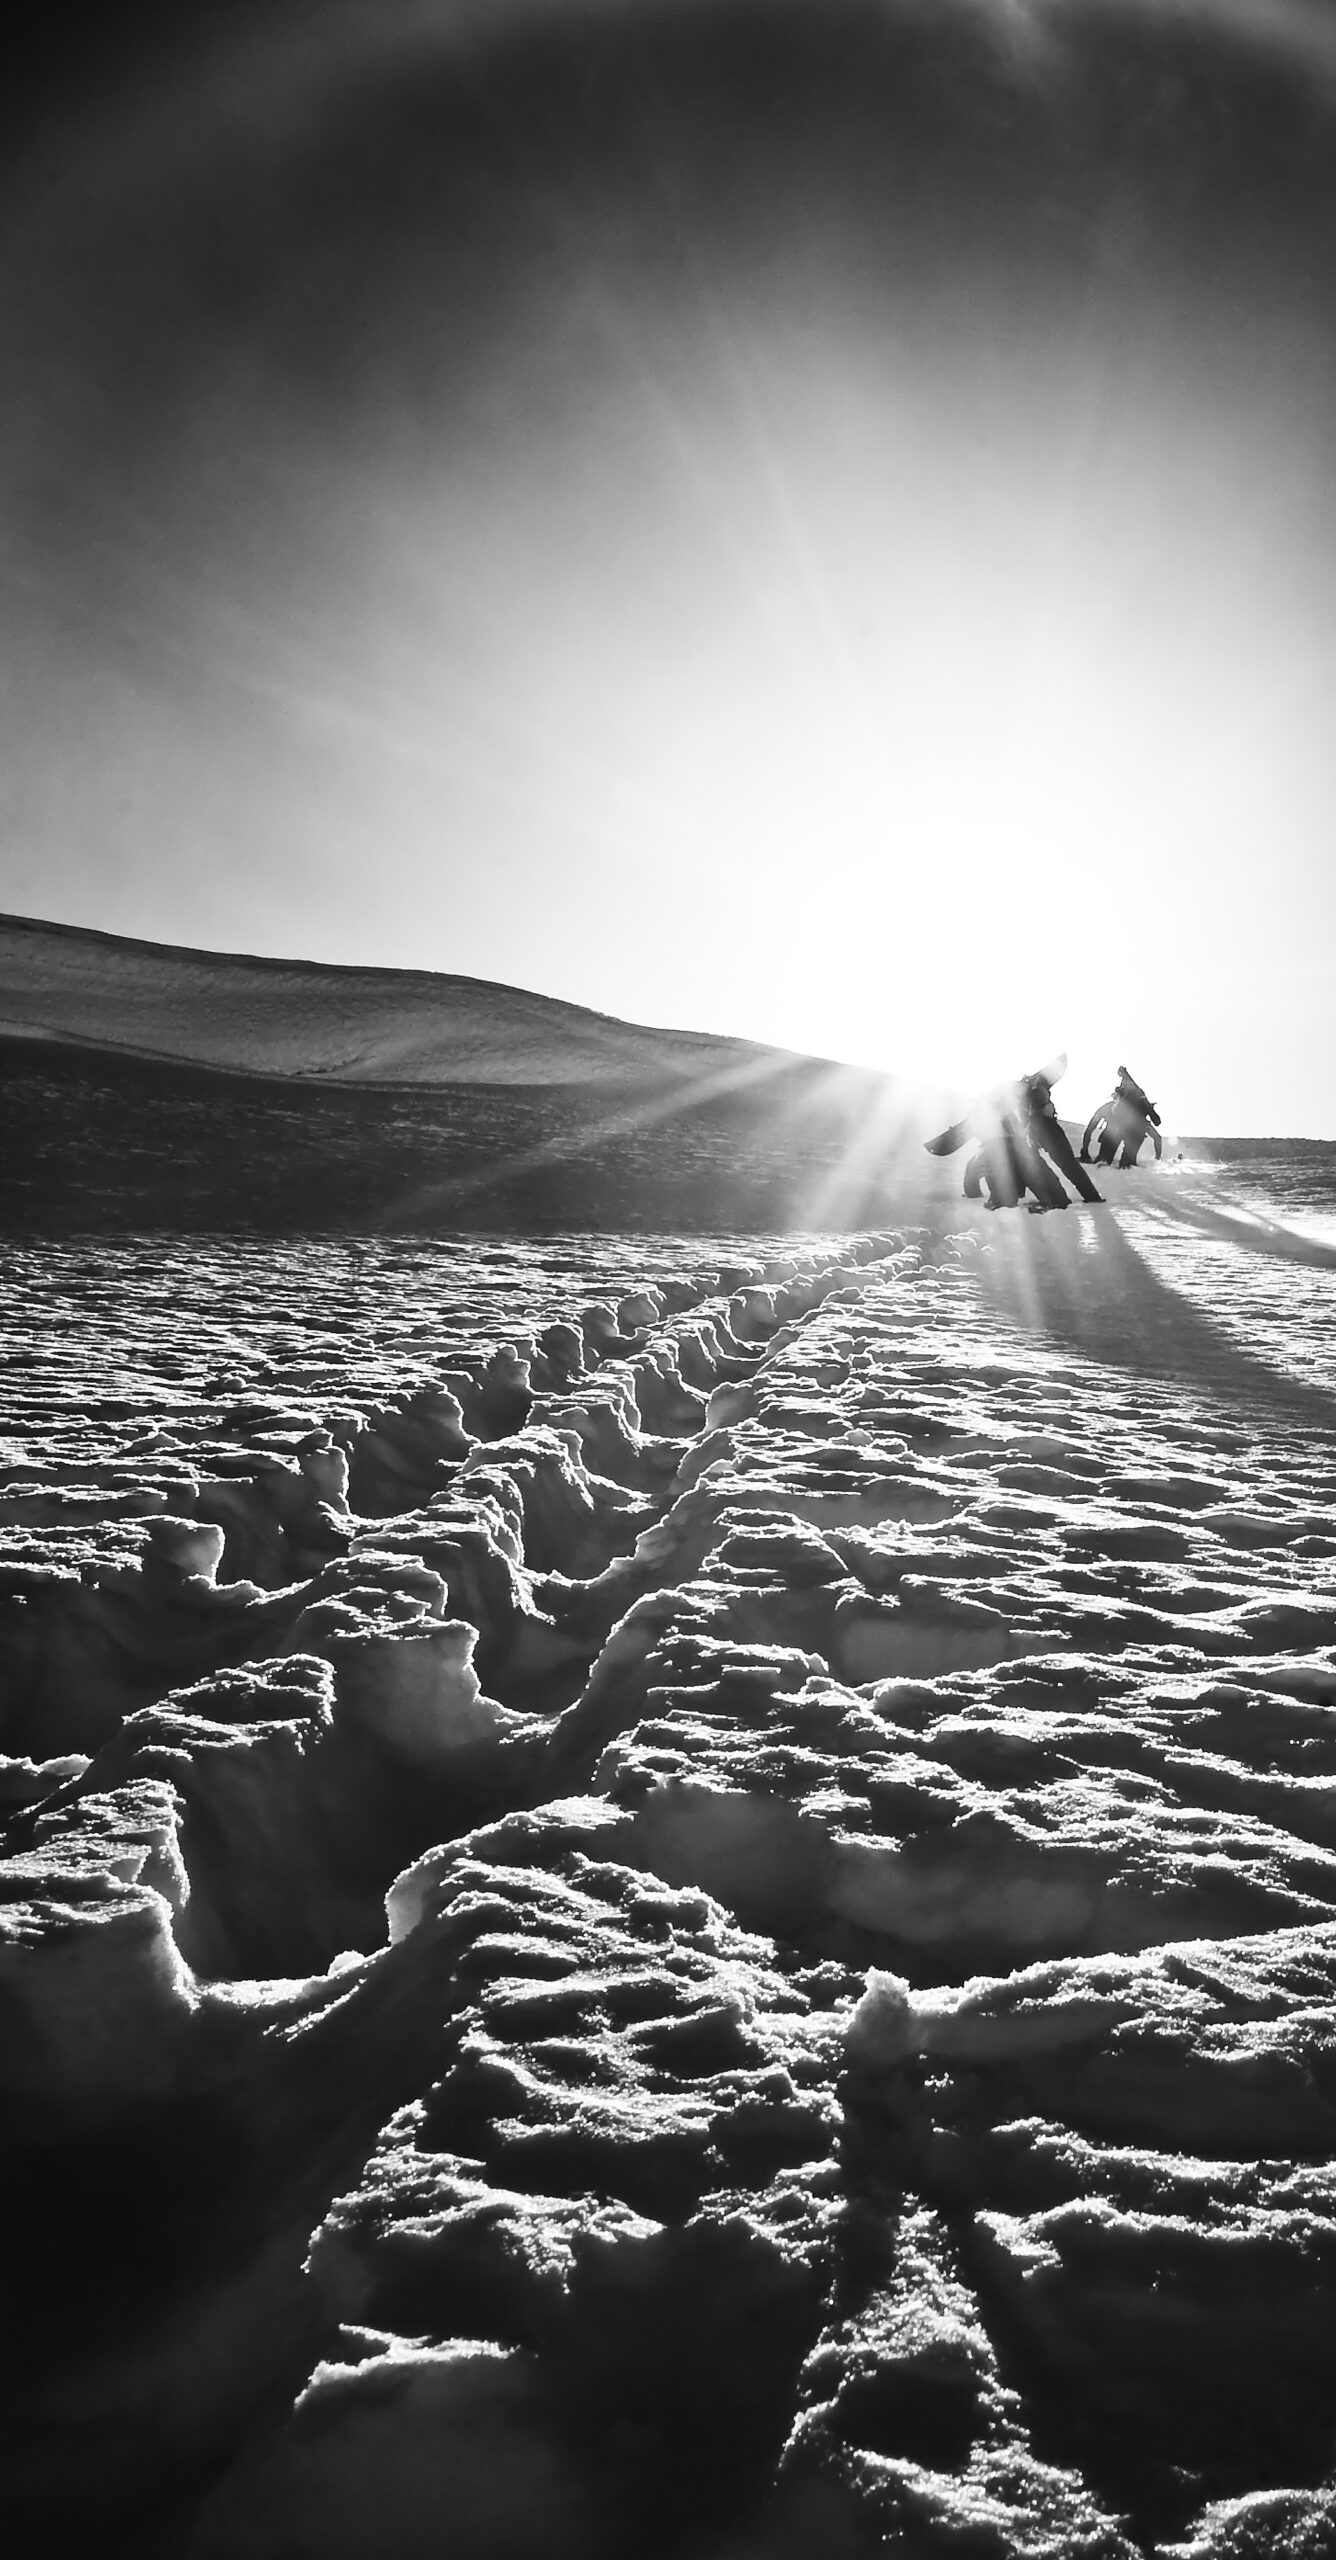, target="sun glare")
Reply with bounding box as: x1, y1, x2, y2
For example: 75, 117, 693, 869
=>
7, 0, 1336, 1131
301, 258, 1330, 1135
